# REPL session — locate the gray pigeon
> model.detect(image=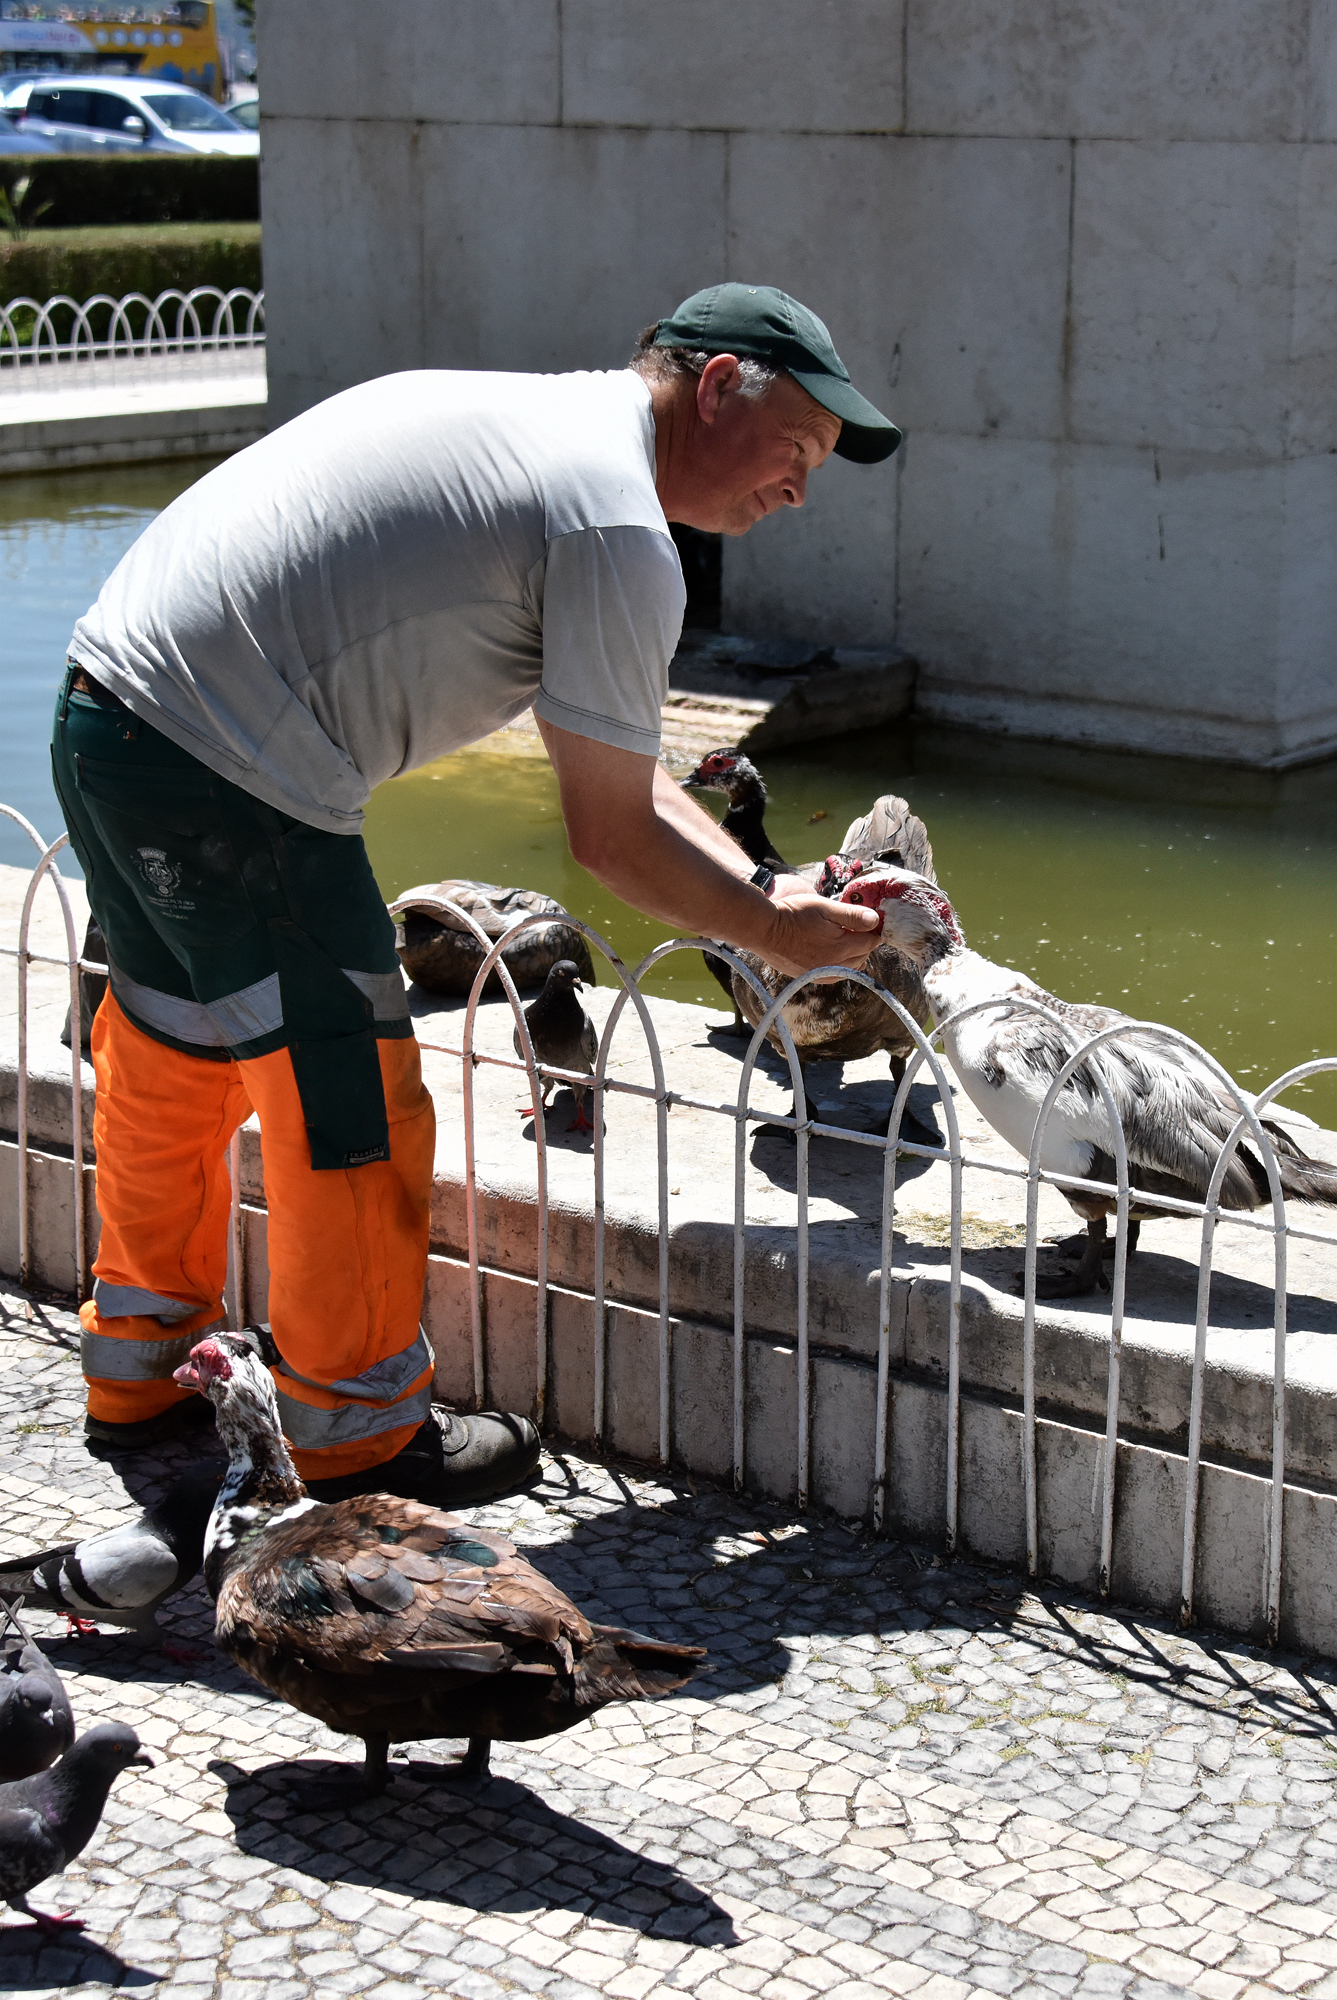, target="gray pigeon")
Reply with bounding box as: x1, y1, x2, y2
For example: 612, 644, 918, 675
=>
0, 1722, 151, 1933
0, 1464, 221, 1636
514, 959, 599, 1133
0, 1603, 74, 1781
